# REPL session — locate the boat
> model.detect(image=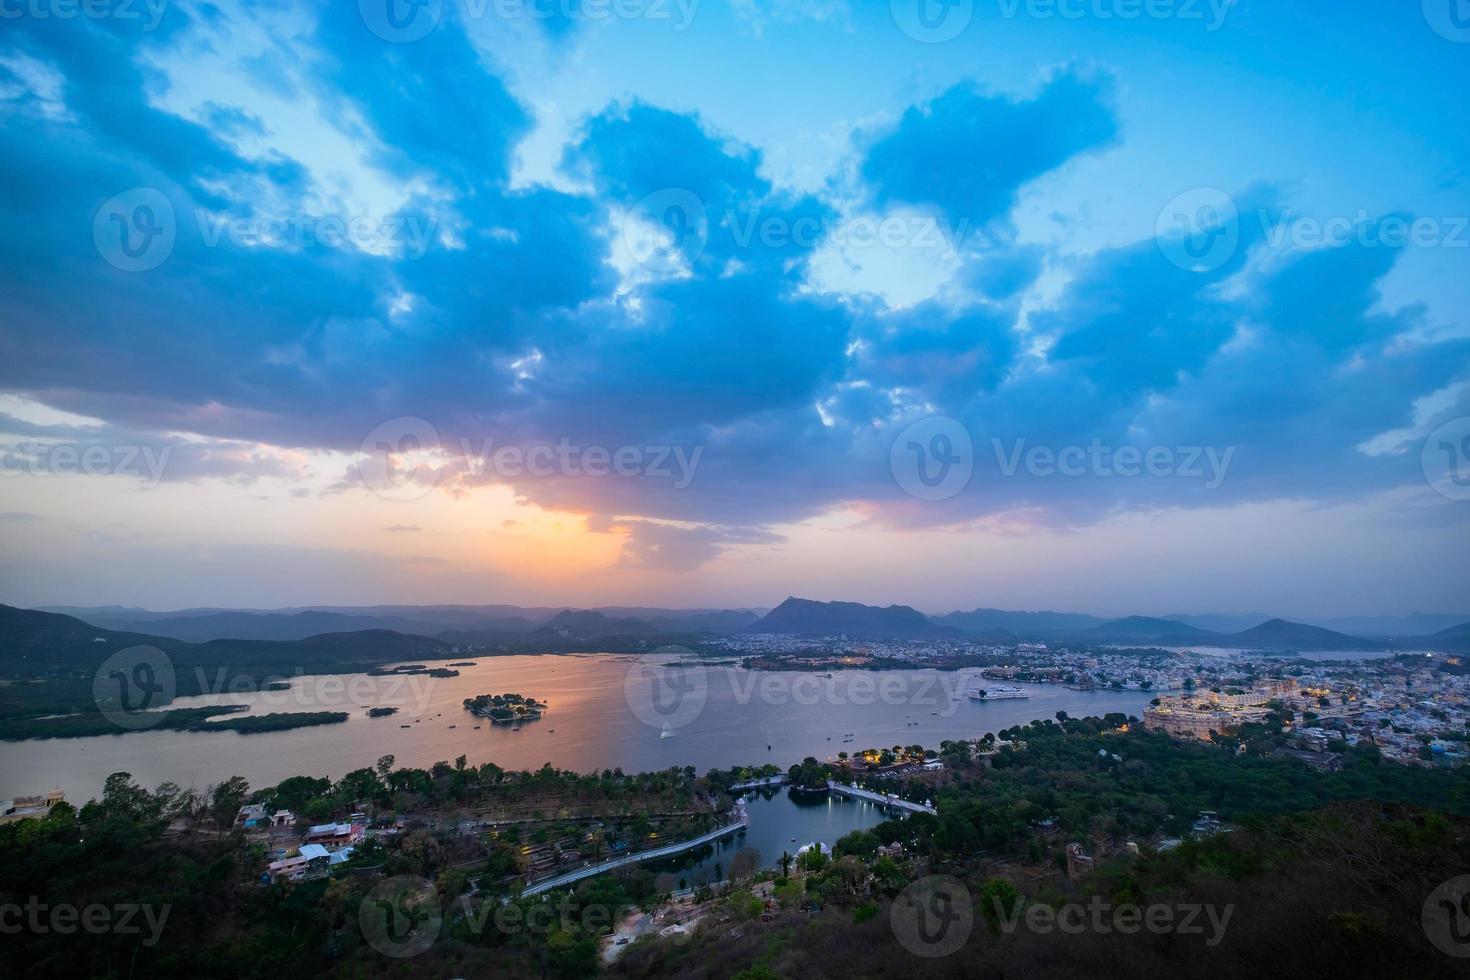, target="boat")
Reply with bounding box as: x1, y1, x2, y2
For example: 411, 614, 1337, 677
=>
968, 685, 1030, 701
